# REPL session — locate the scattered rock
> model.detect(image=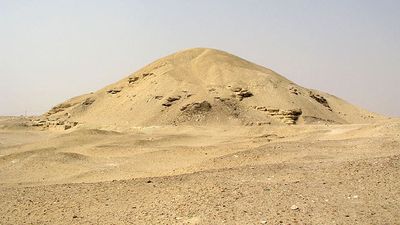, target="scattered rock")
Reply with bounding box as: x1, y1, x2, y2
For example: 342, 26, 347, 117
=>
237, 89, 253, 98
107, 88, 122, 94
231, 87, 242, 92
46, 103, 74, 116
82, 98, 95, 106
162, 95, 181, 107
266, 109, 279, 113
290, 205, 299, 210
31, 120, 46, 127
256, 106, 268, 111
167, 96, 181, 102
142, 72, 154, 77
180, 101, 212, 112
236, 89, 253, 101
30, 119, 78, 130
289, 86, 300, 95
214, 97, 231, 102
229, 87, 253, 100
245, 121, 254, 126
128, 77, 139, 84
309, 92, 331, 110
256, 121, 271, 126
162, 102, 173, 107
